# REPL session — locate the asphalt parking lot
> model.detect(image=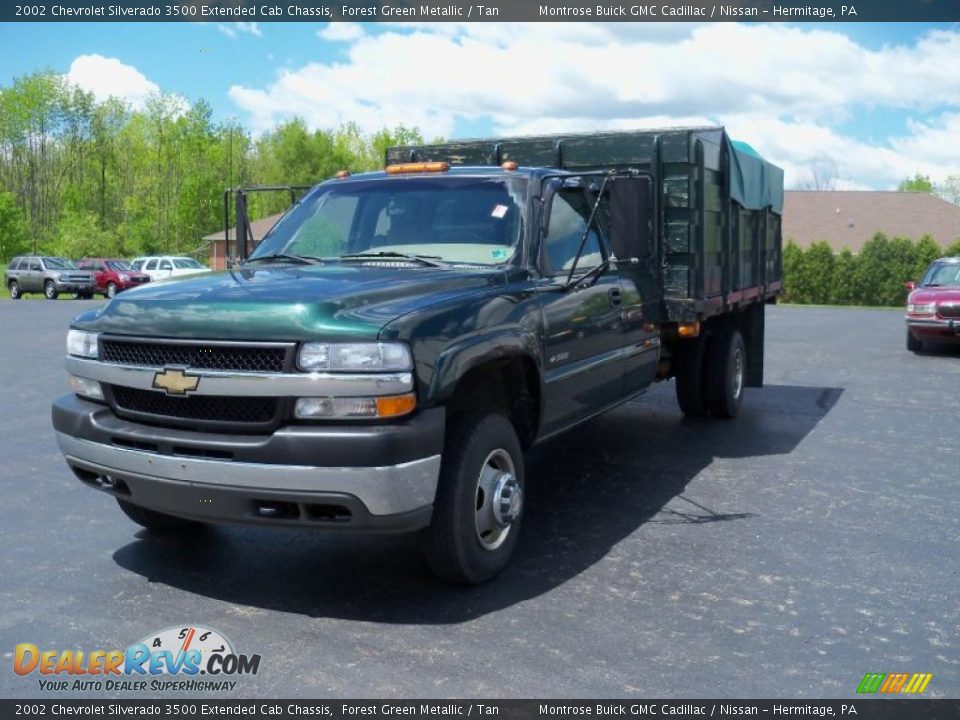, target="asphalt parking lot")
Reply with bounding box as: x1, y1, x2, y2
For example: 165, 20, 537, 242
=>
1, 300, 957, 699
